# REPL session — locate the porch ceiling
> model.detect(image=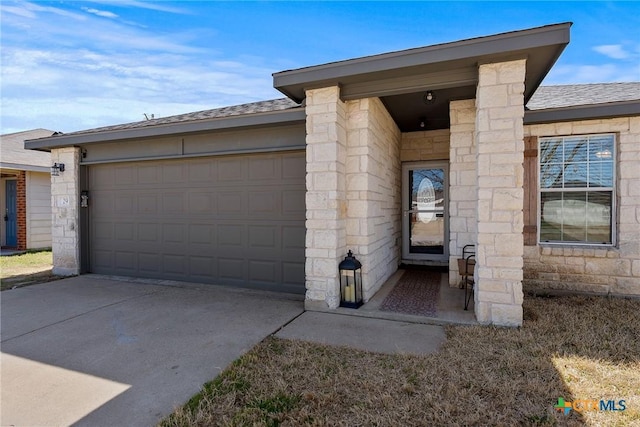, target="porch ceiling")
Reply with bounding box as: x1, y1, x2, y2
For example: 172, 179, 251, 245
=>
274, 23, 571, 132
